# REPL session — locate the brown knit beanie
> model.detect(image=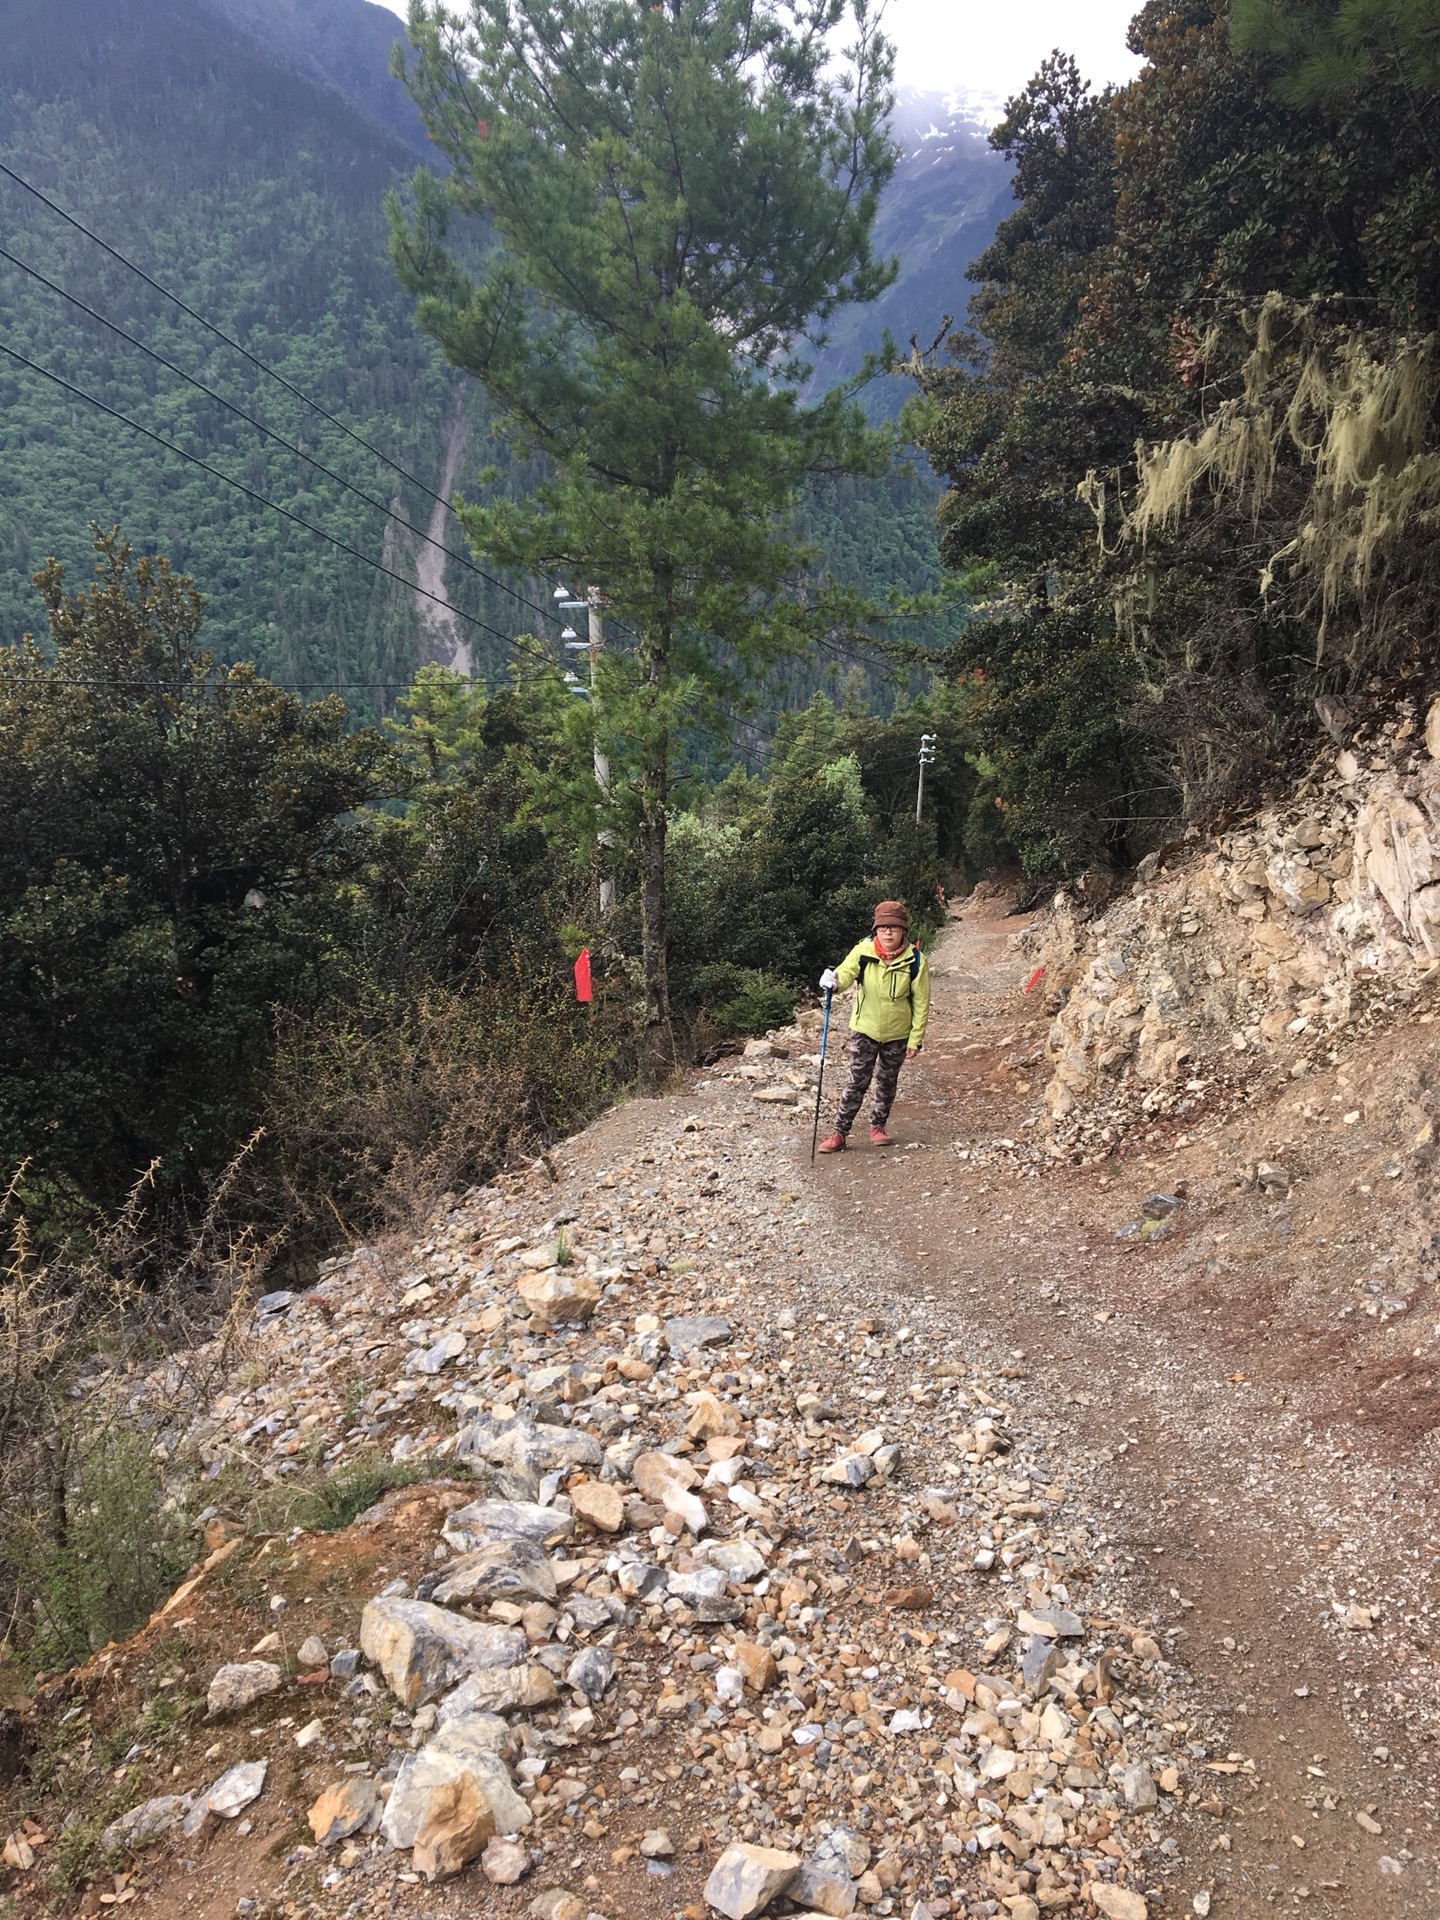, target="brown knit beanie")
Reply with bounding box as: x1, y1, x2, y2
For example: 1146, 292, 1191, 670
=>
872, 900, 908, 932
